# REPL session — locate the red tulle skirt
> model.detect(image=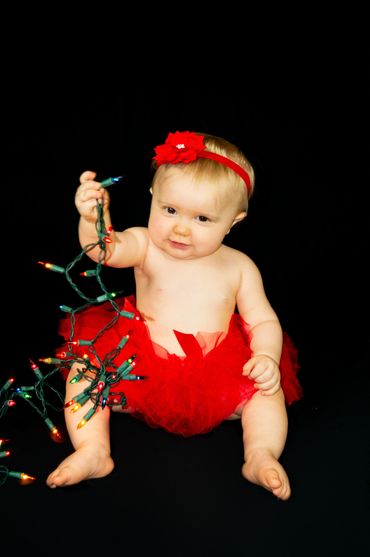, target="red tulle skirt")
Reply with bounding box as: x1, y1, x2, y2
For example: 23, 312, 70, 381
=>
57, 296, 302, 437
